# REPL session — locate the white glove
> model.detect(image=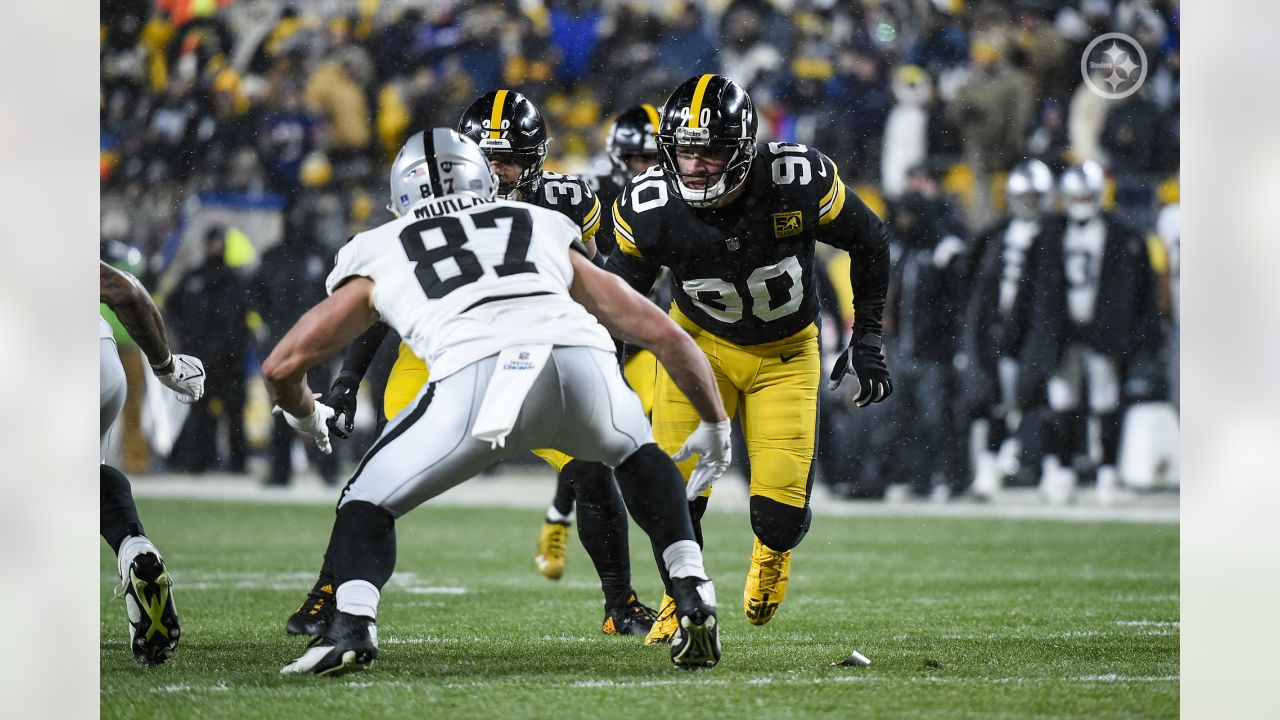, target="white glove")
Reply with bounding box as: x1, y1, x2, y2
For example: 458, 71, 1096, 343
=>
671, 420, 732, 501
154, 354, 206, 404
273, 398, 336, 455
